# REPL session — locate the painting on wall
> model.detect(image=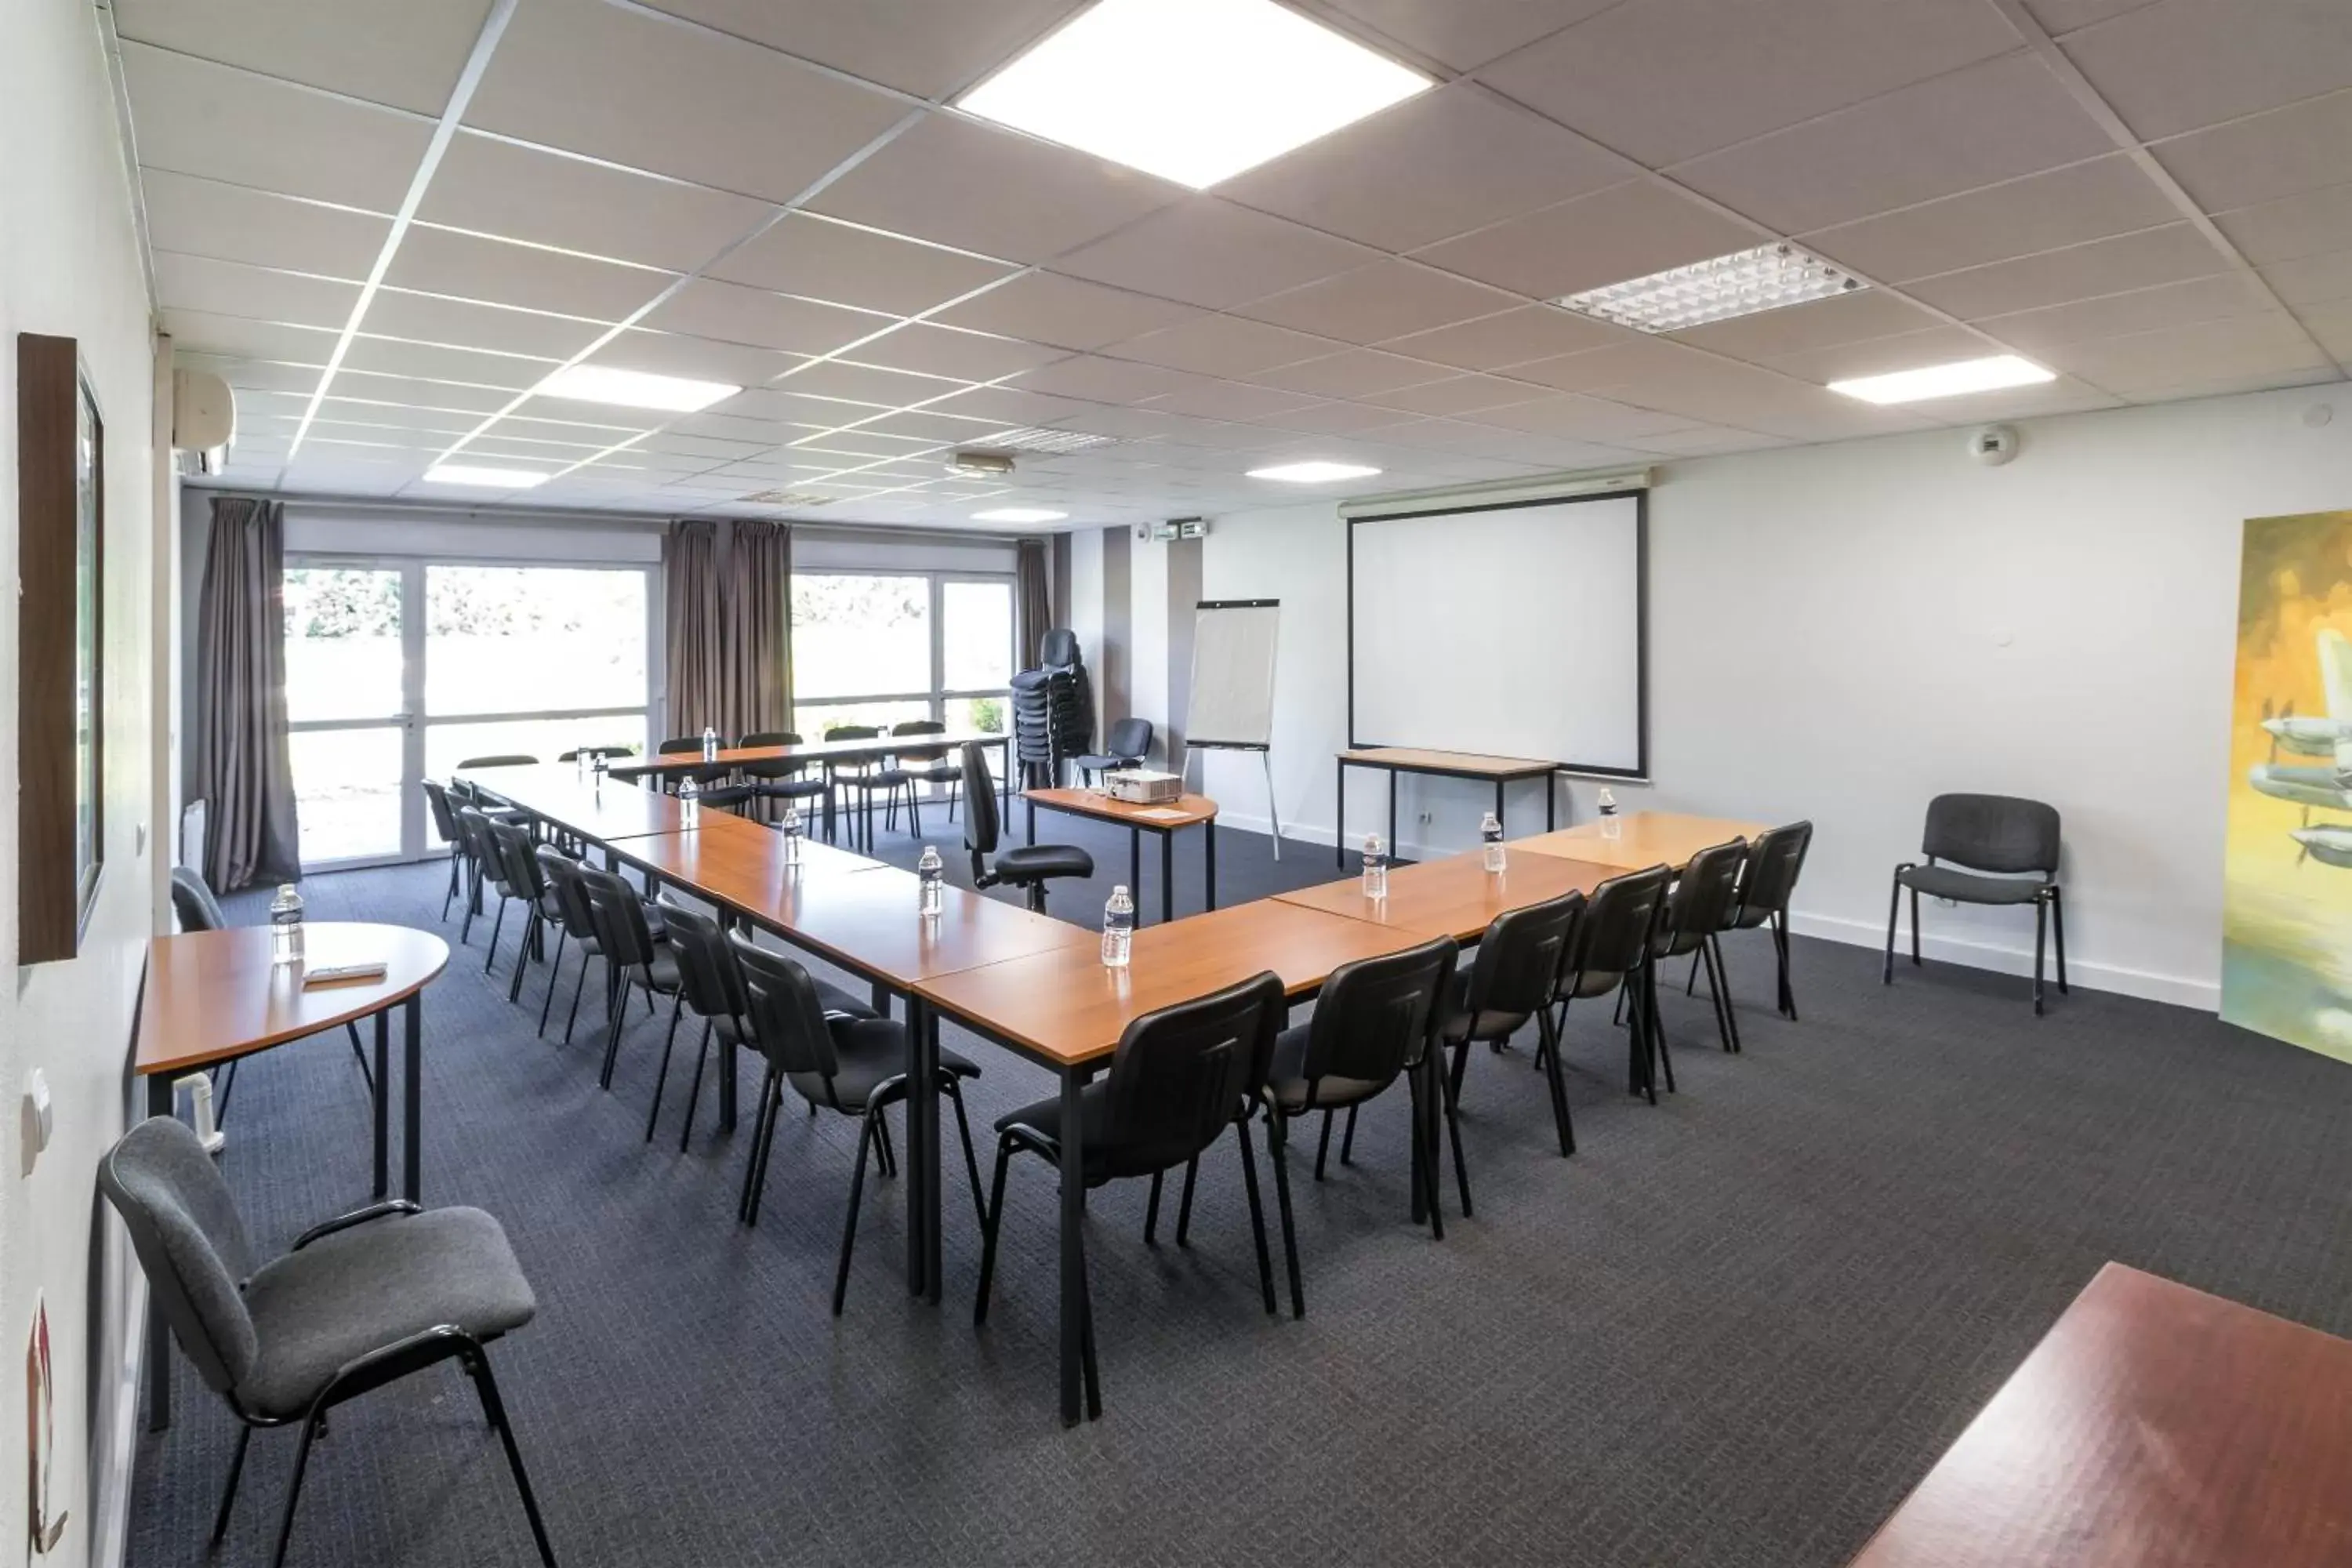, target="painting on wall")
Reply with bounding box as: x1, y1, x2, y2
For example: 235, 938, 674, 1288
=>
2223, 509, 2352, 1060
